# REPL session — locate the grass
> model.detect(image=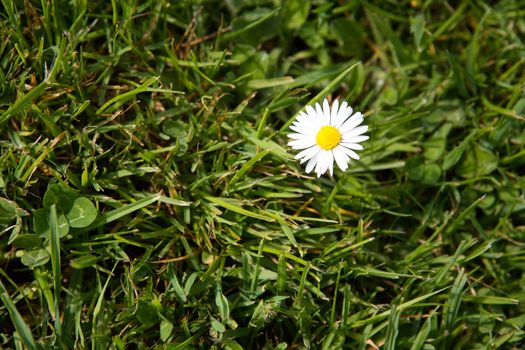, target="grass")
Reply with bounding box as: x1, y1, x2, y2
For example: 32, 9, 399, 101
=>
1, 0, 524, 349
